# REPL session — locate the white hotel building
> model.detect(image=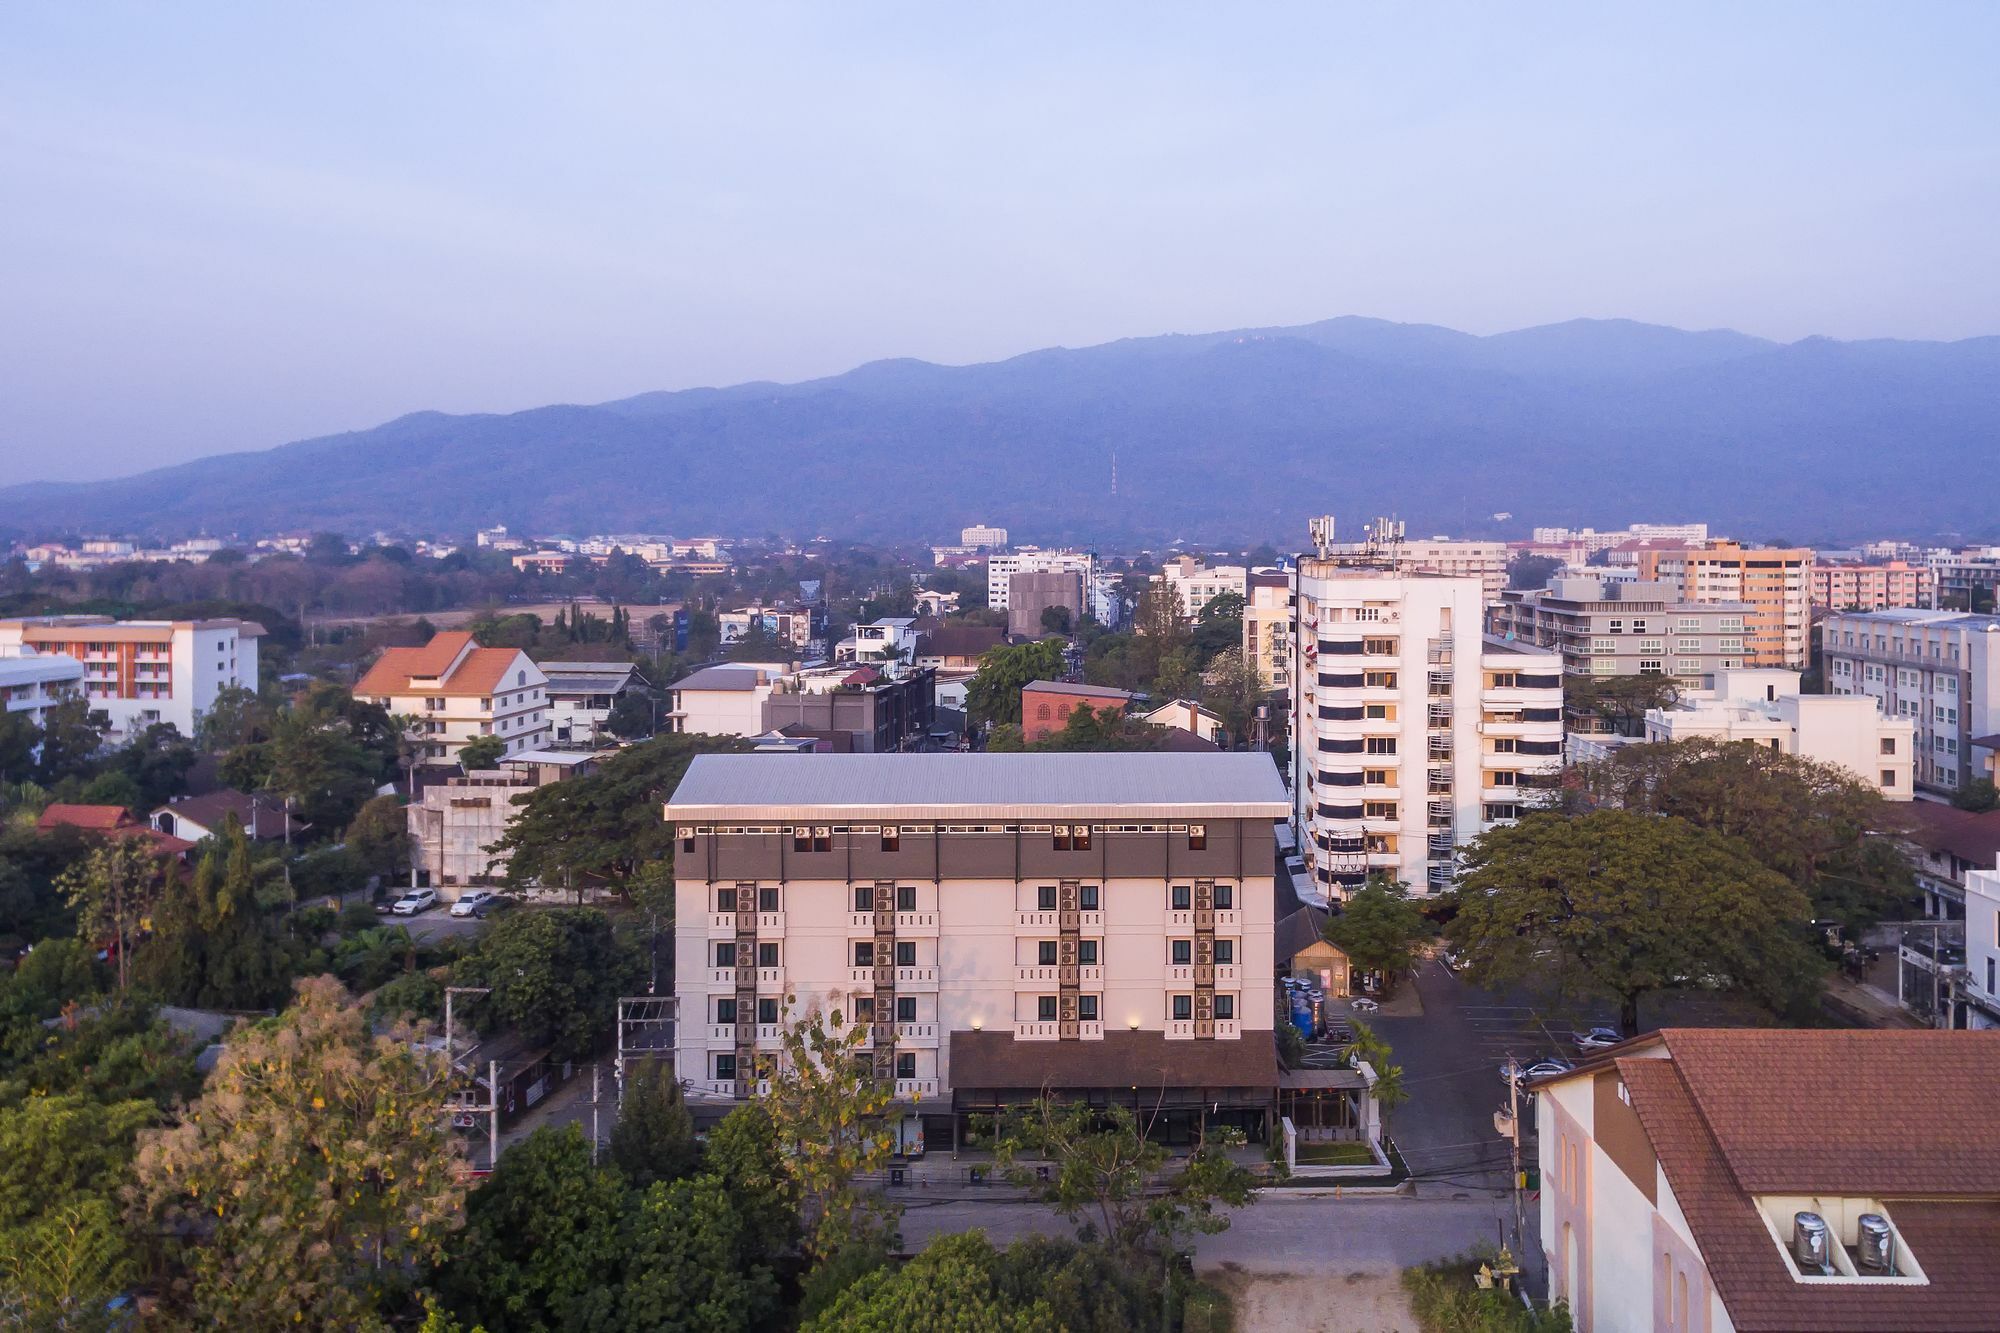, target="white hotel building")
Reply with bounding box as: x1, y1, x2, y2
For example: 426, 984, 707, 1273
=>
0, 615, 260, 741
666, 753, 1287, 1142
1290, 560, 1564, 898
